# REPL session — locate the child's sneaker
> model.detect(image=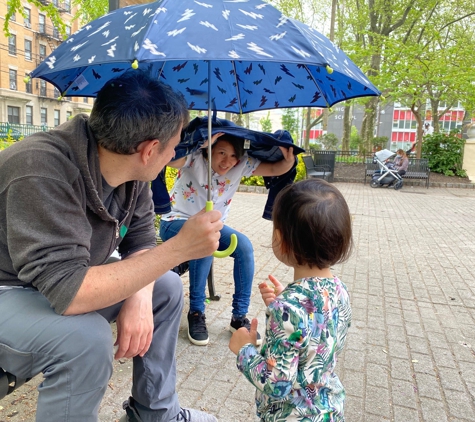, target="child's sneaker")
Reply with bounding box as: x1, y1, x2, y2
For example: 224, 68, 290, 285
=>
187, 311, 209, 346
119, 397, 218, 421
175, 408, 218, 421
229, 316, 262, 346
